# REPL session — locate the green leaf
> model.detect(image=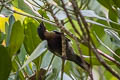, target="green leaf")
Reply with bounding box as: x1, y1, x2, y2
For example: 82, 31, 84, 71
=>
9, 21, 24, 57
97, 0, 112, 9
91, 19, 107, 47
81, 10, 119, 26
114, 49, 120, 62
112, 0, 120, 8
45, 23, 57, 31
18, 45, 27, 64
12, 0, 35, 15
23, 18, 40, 55
41, 51, 54, 68
94, 32, 119, 58
11, 58, 24, 80
20, 40, 47, 70
86, 19, 119, 32
0, 32, 5, 44
108, 10, 120, 34
46, 68, 58, 80
104, 29, 120, 47
6, 15, 15, 46
0, 7, 13, 17
38, 9, 49, 19
45, 56, 62, 79
64, 61, 72, 77
71, 10, 120, 32
0, 45, 11, 80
